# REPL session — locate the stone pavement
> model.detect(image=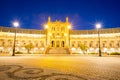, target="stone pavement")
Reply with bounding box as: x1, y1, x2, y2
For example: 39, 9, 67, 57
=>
0, 55, 120, 80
